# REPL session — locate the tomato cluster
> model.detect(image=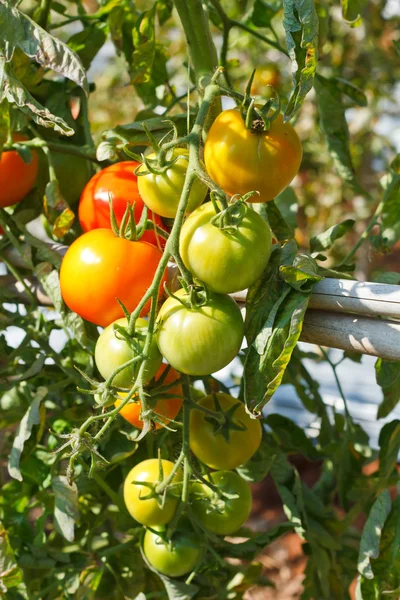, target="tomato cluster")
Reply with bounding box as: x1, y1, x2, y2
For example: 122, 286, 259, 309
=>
0, 107, 300, 580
